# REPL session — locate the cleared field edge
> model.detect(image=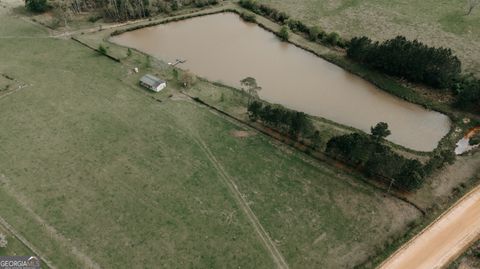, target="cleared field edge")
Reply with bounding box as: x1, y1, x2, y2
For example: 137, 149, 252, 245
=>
378, 184, 480, 269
